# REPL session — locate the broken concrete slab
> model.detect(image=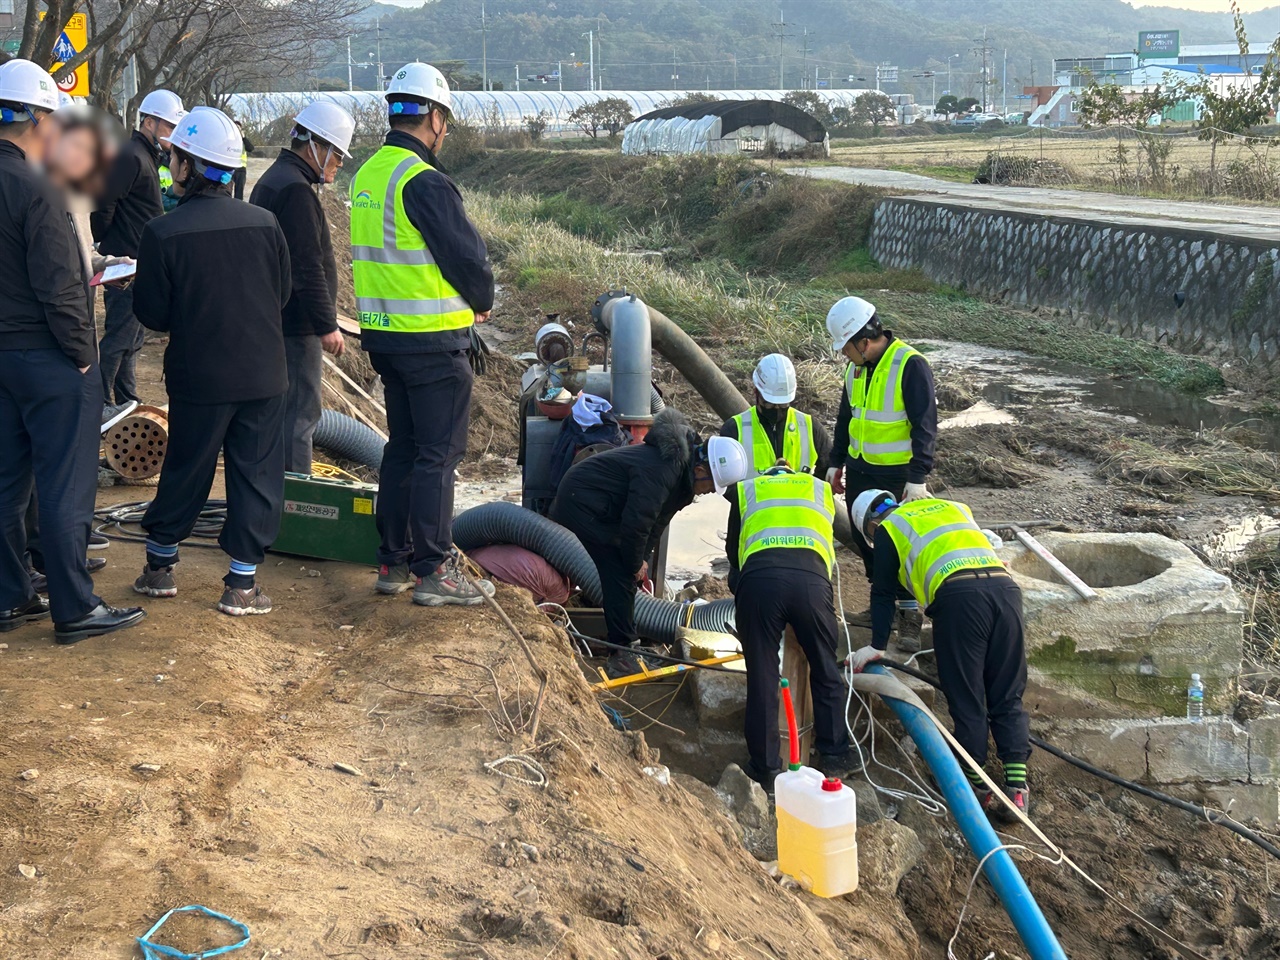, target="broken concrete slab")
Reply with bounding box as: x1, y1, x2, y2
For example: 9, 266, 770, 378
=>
682, 637, 747, 728
1246, 714, 1280, 782
1037, 718, 1149, 781
856, 819, 924, 896
715, 763, 777, 861
1146, 716, 1250, 784
1166, 781, 1280, 826
999, 532, 1243, 713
